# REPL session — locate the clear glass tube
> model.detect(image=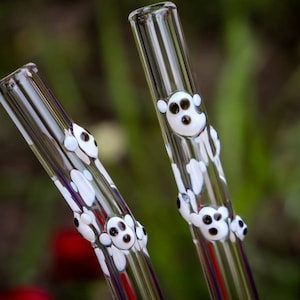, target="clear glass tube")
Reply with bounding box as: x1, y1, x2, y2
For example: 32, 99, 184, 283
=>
129, 2, 258, 299
0, 63, 163, 300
